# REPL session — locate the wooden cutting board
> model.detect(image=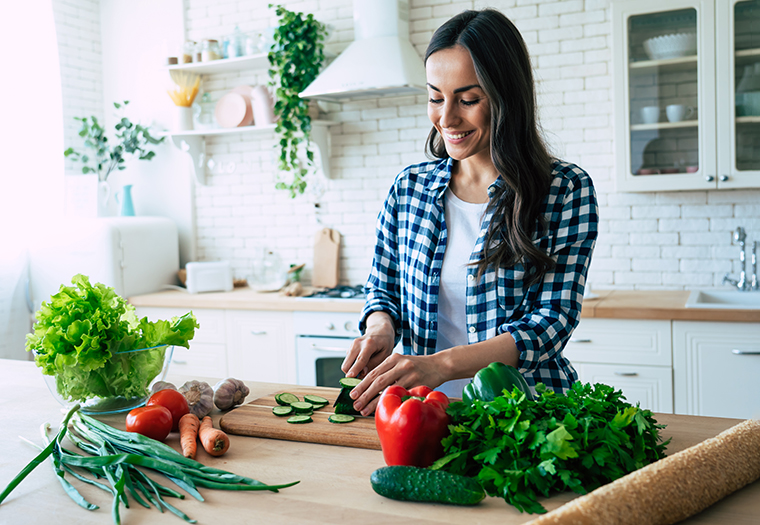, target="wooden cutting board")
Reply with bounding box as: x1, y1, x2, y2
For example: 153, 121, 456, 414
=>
219, 386, 381, 450
312, 228, 340, 288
